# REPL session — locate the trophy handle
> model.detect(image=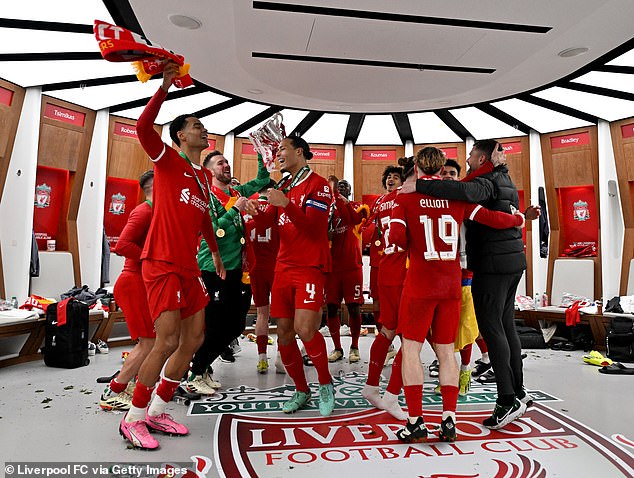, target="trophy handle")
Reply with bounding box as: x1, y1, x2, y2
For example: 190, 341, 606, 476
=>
272, 113, 282, 128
